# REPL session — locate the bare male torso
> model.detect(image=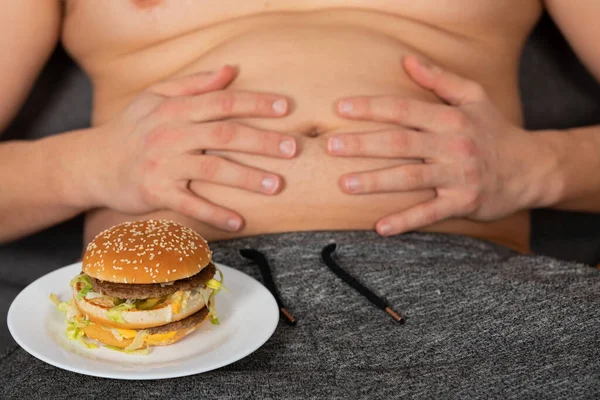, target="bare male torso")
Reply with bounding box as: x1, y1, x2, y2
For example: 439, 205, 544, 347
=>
62, 0, 543, 251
